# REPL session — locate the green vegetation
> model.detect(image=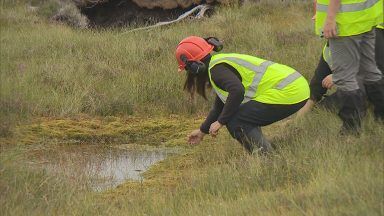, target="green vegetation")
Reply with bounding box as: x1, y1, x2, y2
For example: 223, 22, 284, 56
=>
1, 115, 201, 145
1, 1, 383, 215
